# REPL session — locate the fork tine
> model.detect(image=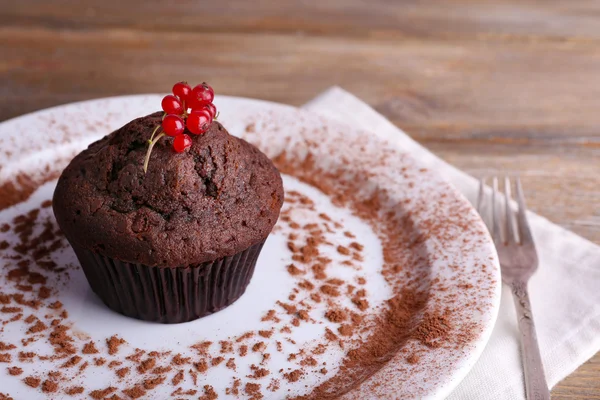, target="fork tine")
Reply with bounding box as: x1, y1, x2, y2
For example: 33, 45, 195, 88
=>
515, 177, 534, 244
491, 177, 503, 243
504, 176, 516, 243
477, 178, 486, 215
